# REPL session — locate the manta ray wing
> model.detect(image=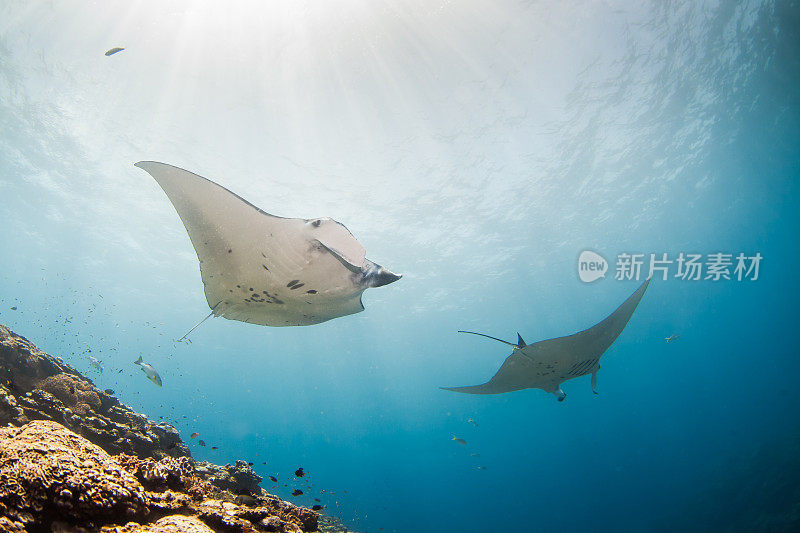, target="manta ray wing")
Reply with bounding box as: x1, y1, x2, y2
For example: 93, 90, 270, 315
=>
135, 161, 393, 327
443, 277, 650, 395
